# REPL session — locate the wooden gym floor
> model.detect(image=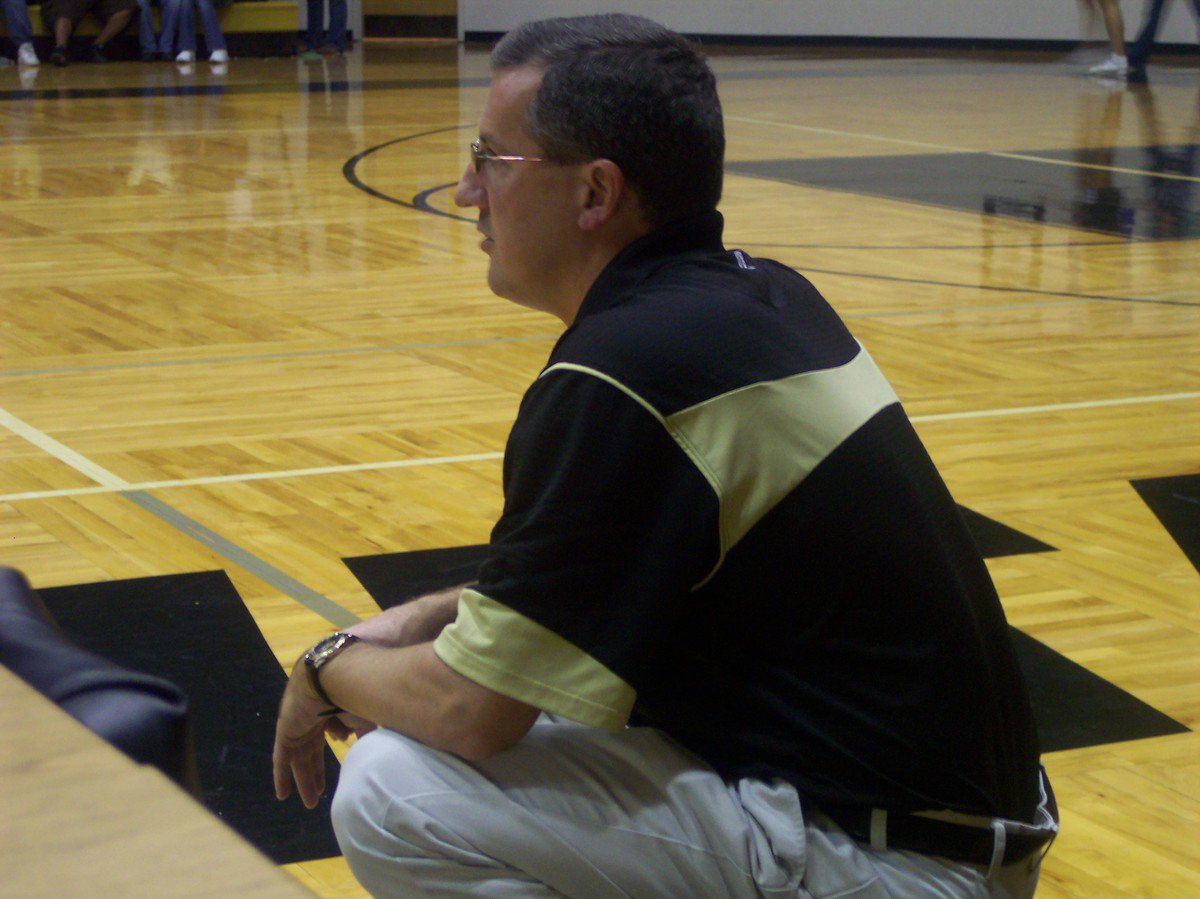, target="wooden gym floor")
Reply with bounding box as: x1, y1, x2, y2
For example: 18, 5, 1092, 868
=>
0, 39, 1197, 897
